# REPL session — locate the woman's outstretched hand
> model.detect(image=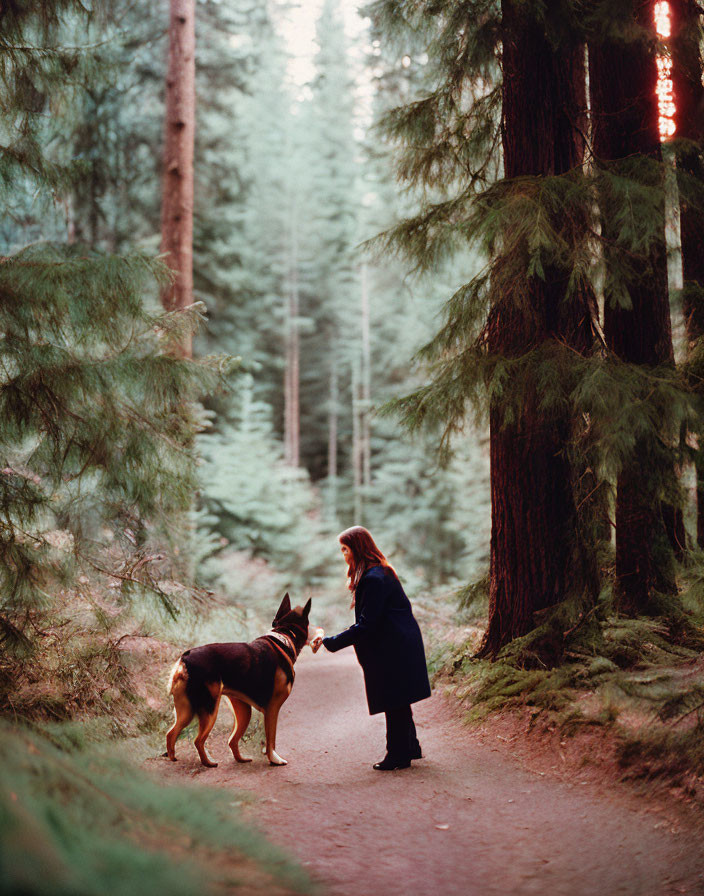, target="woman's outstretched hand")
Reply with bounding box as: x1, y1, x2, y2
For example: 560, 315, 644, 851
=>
310, 629, 325, 653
